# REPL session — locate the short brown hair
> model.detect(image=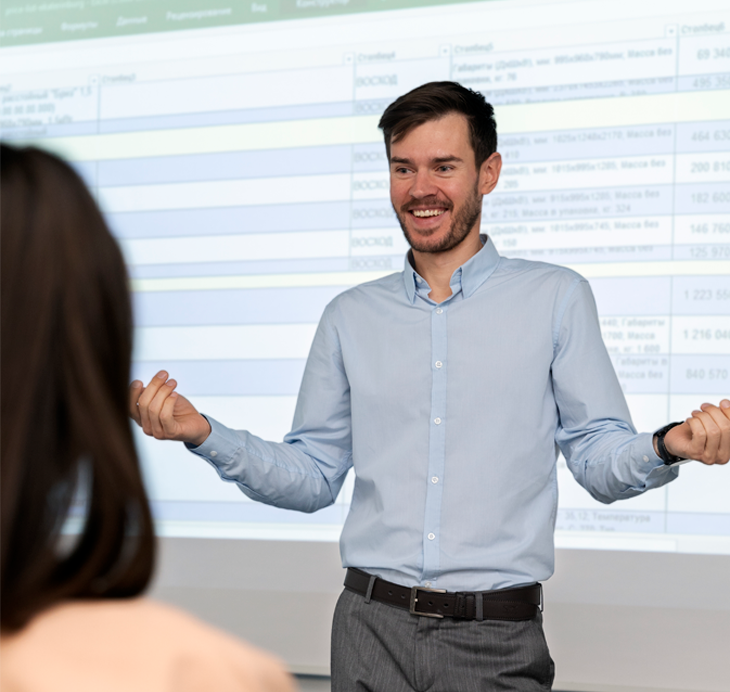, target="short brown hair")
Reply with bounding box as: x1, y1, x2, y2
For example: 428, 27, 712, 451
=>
378, 81, 497, 167
1, 144, 155, 632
